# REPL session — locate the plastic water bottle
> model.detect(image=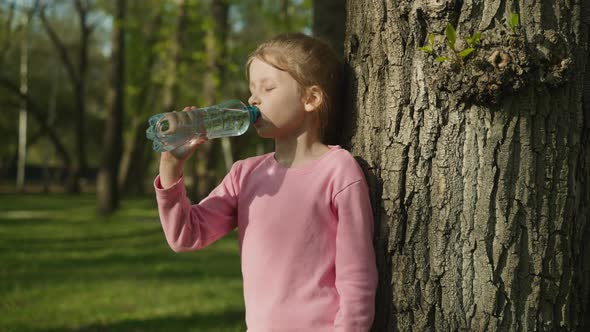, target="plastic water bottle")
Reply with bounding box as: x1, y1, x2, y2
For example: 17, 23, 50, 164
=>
146, 99, 261, 152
